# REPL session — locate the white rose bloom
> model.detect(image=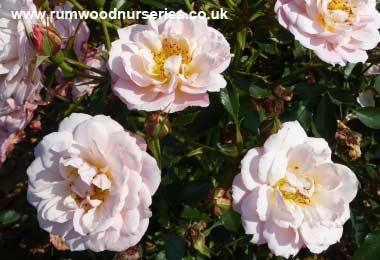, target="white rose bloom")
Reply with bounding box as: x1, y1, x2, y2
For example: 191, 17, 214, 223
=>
233, 121, 359, 258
